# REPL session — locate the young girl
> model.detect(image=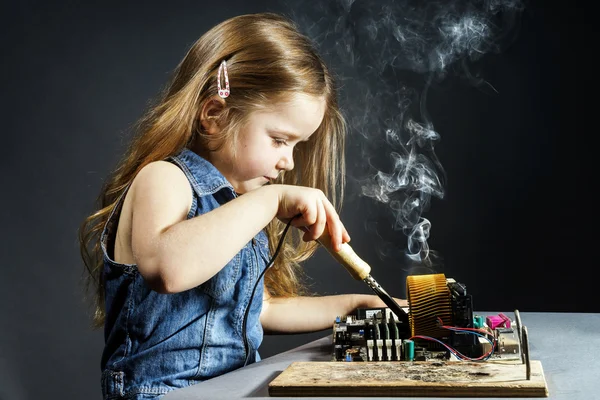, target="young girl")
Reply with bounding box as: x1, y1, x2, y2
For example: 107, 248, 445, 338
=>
80, 12, 404, 400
